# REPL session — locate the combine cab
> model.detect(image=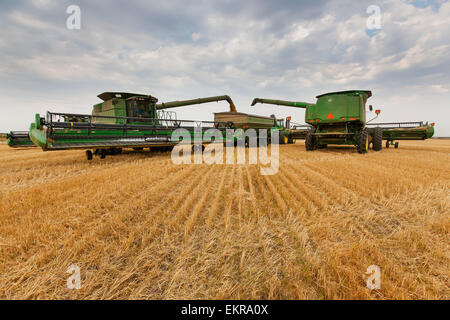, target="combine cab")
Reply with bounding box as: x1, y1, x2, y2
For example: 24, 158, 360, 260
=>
252, 90, 435, 153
